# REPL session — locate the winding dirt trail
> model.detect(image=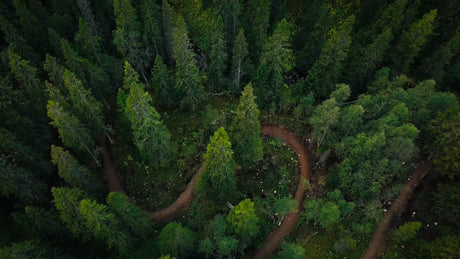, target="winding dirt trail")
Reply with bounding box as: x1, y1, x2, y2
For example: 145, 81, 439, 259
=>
102, 124, 312, 257
362, 160, 432, 259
